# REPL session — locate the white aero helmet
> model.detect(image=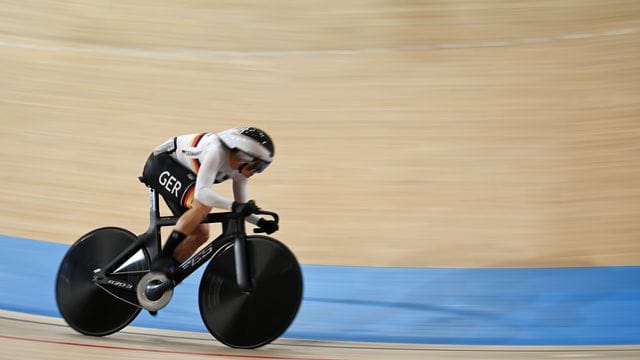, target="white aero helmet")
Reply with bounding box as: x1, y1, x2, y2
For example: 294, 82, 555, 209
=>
217, 127, 275, 173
